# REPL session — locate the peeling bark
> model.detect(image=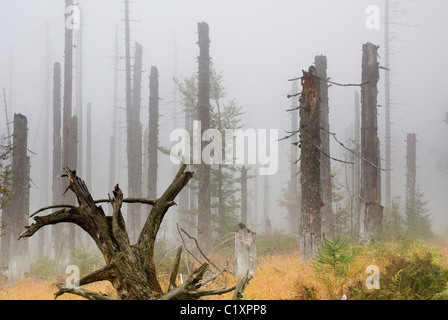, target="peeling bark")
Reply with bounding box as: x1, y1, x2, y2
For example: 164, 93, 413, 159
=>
299, 66, 322, 262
